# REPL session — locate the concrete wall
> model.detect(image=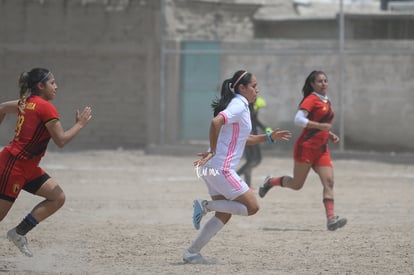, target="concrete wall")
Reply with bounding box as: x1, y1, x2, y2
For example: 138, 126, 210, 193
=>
163, 39, 414, 152
231, 41, 414, 152
255, 14, 414, 40
1, 0, 413, 153
0, 0, 160, 150
161, 0, 414, 153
